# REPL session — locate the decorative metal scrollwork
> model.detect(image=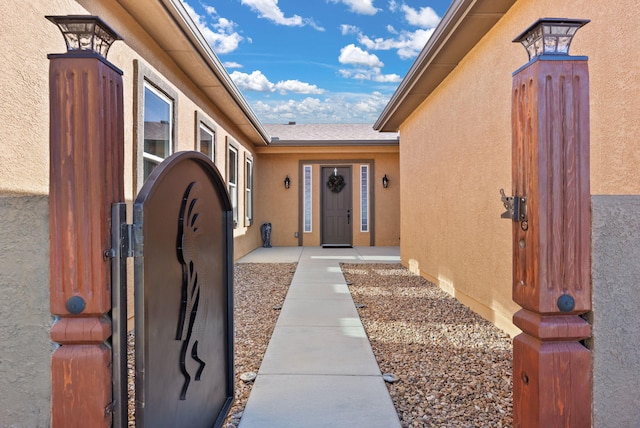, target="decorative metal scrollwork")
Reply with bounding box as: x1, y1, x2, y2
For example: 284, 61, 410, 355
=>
176, 181, 207, 400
